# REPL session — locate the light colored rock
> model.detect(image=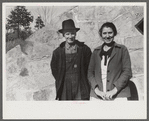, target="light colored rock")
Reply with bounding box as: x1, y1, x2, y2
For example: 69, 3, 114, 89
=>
129, 50, 144, 74
96, 6, 124, 22
6, 45, 23, 64
124, 36, 143, 49
33, 84, 56, 101
6, 45, 24, 78
78, 6, 95, 20
6, 39, 56, 101
114, 13, 134, 37
123, 6, 144, 21
6, 76, 38, 101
